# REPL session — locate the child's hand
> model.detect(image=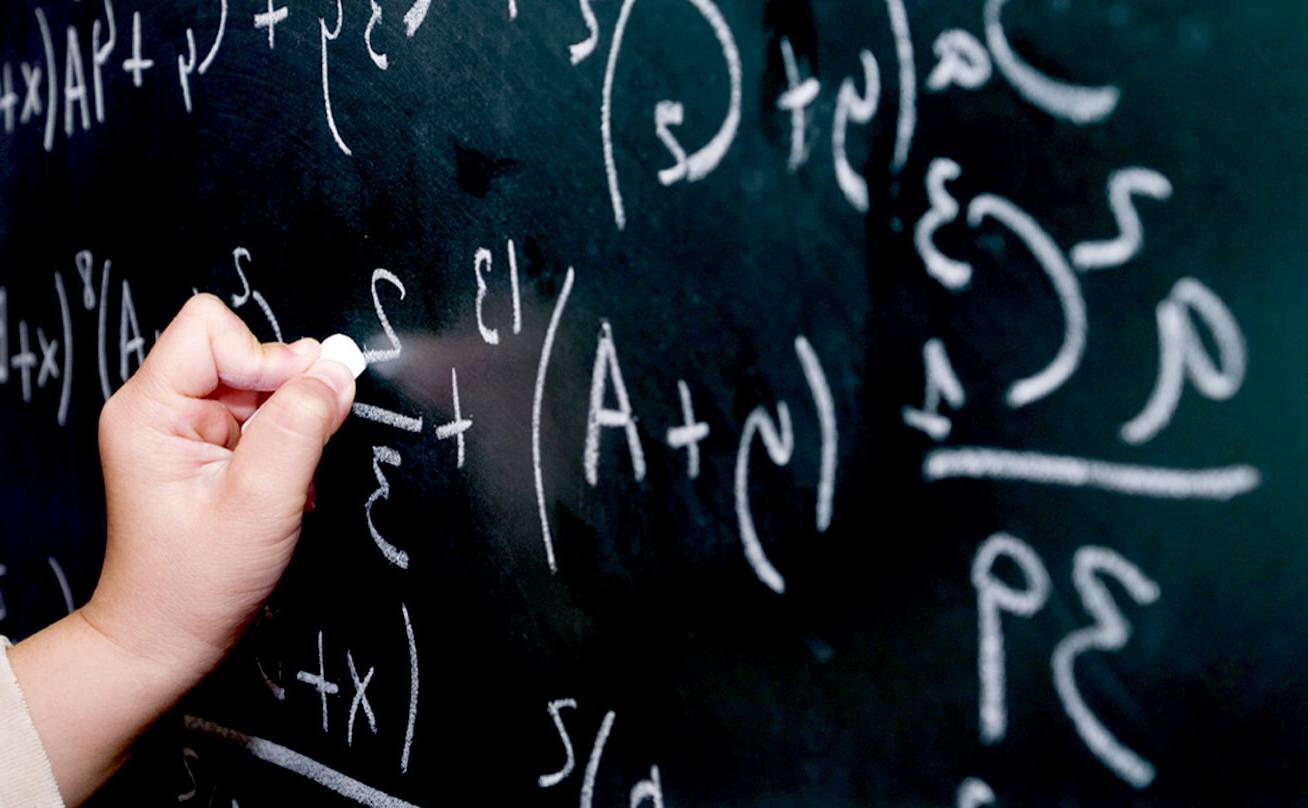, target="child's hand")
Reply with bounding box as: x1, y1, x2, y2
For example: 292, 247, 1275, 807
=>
8, 294, 356, 805
84, 293, 356, 676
